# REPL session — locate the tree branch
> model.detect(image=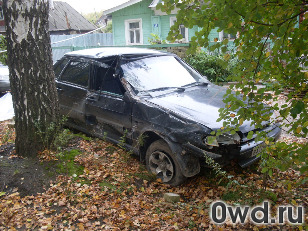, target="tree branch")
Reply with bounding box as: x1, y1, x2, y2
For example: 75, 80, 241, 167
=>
231, 5, 307, 27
